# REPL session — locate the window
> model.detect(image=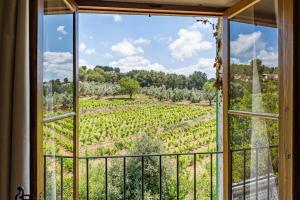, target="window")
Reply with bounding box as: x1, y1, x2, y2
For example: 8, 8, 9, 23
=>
42, 1, 77, 199
228, 0, 279, 199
